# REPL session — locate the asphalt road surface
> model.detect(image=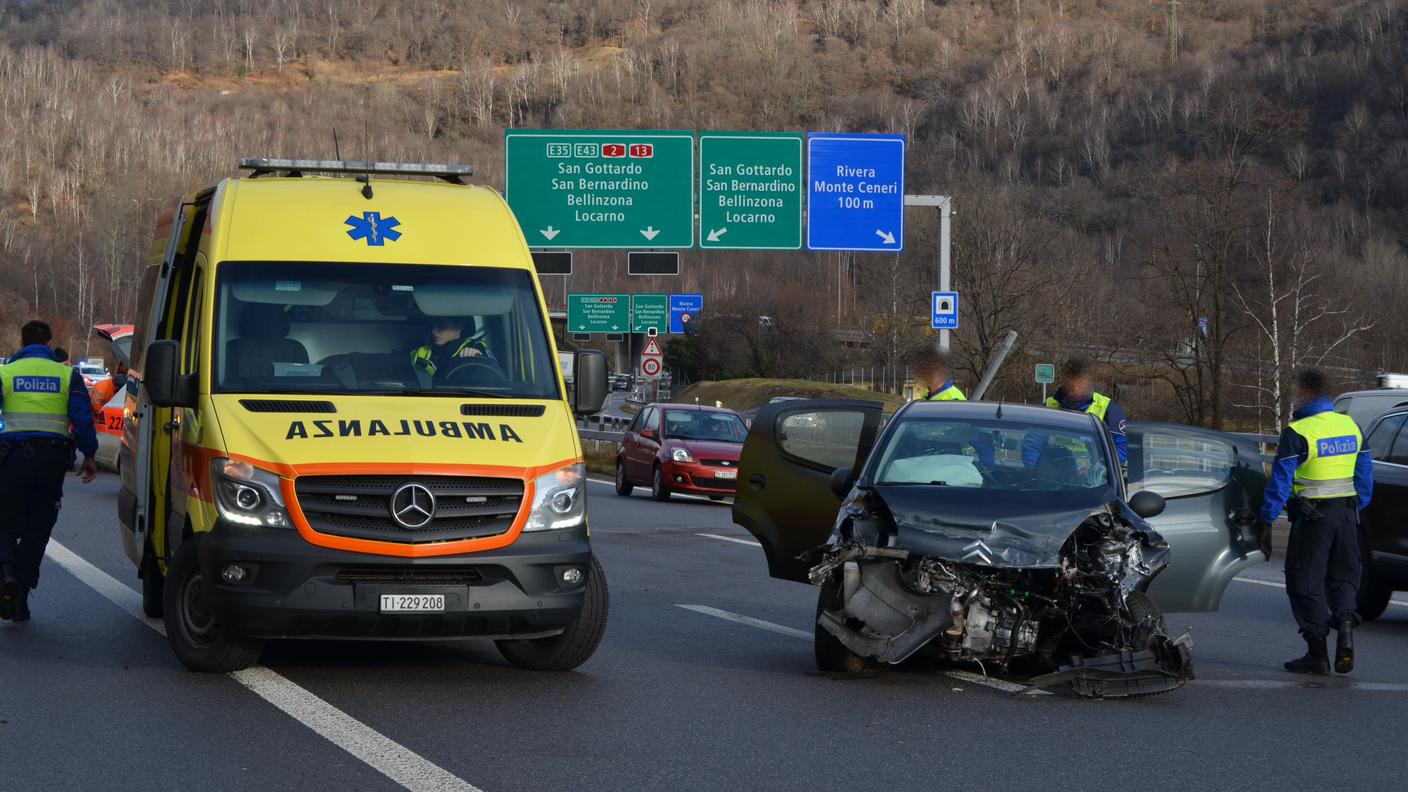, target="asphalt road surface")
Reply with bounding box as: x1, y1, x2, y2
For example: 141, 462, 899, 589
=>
5, 471, 1408, 792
